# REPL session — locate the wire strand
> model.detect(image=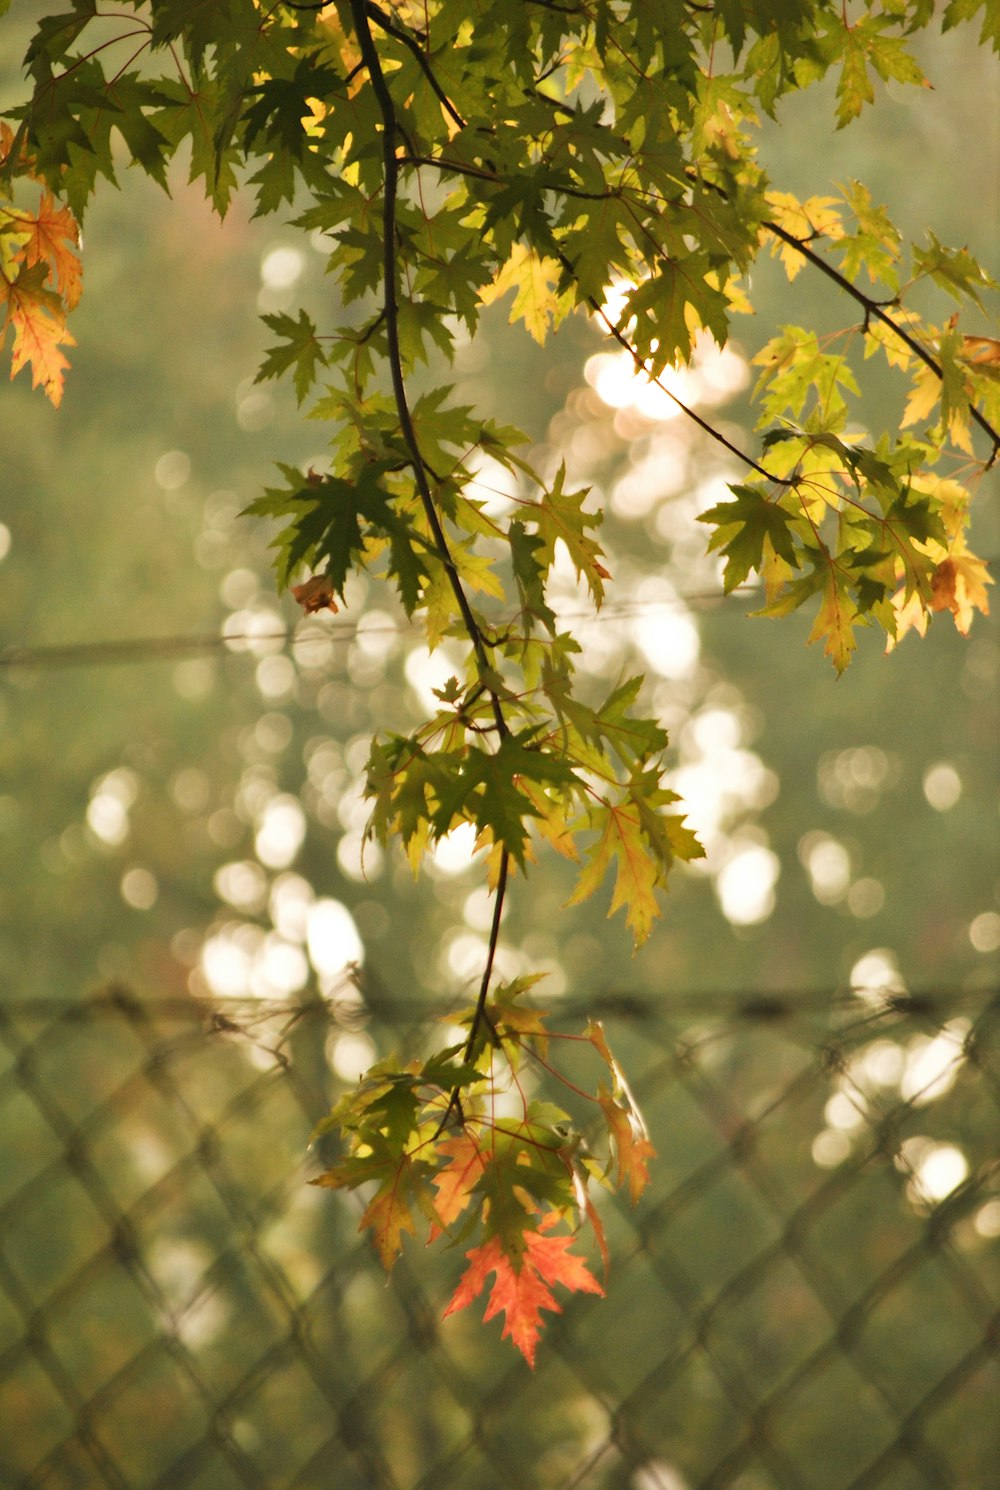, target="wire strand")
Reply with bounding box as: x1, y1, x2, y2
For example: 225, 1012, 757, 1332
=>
0, 585, 775, 672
